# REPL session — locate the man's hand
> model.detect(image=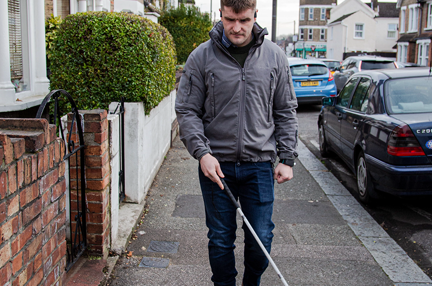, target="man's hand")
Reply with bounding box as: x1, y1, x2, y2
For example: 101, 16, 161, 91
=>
274, 163, 293, 184
200, 154, 225, 189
